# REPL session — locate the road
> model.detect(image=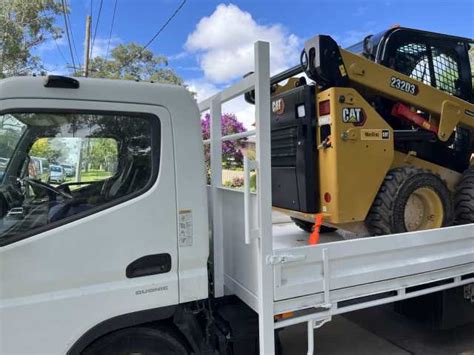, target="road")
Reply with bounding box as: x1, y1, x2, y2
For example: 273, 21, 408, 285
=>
279, 304, 474, 354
